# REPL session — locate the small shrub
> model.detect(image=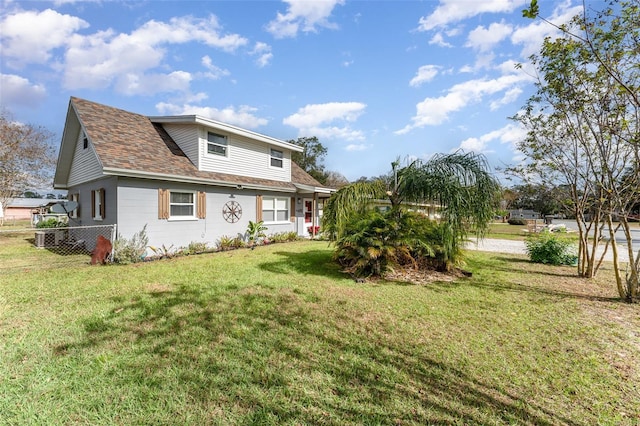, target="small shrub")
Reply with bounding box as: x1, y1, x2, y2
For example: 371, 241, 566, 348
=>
217, 235, 235, 251
507, 218, 528, 226
525, 230, 577, 265
36, 218, 67, 228
113, 225, 149, 264
217, 235, 245, 251
184, 241, 209, 254
231, 236, 245, 249
246, 220, 267, 246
